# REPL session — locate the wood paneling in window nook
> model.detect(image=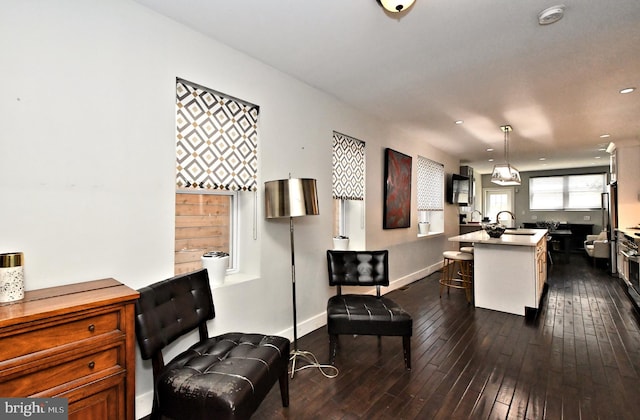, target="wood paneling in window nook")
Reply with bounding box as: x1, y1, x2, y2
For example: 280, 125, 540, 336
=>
175, 193, 230, 275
